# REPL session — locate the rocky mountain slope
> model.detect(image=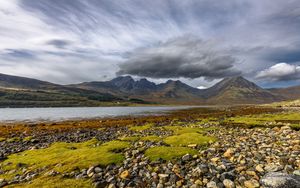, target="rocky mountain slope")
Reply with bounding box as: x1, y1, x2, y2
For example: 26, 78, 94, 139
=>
0, 73, 299, 106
